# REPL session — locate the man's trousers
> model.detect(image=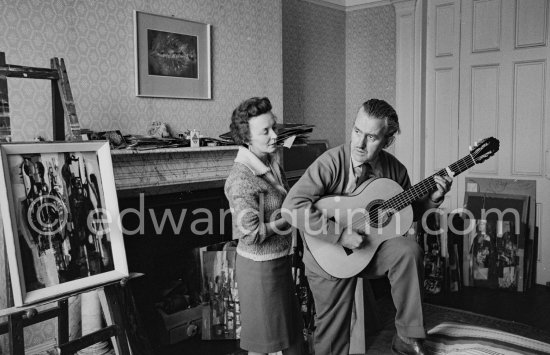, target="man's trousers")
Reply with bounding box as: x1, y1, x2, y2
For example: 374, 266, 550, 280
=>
304, 237, 425, 355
